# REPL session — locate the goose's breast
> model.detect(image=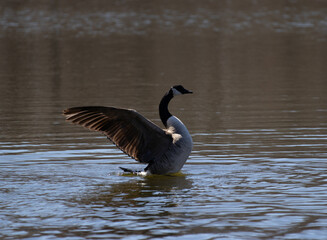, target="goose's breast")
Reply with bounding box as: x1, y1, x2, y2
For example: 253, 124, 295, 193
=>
167, 116, 192, 138
167, 116, 192, 145
167, 116, 193, 159
148, 116, 192, 174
